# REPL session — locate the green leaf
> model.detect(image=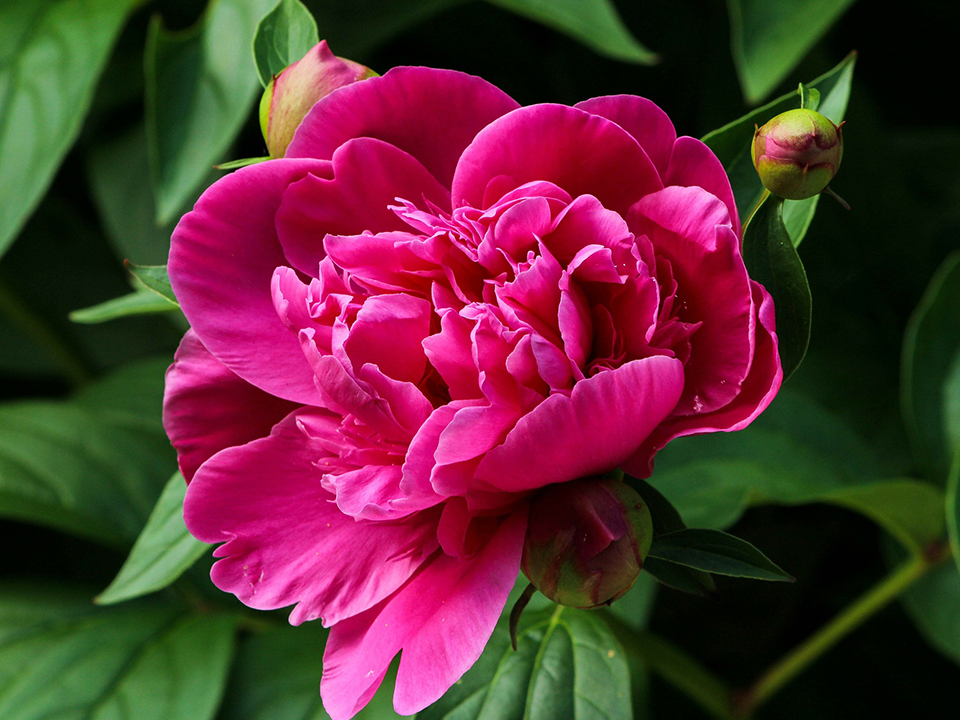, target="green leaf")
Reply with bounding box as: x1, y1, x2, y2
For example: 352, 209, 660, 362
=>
0, 586, 237, 720
146, 0, 277, 225
0, 0, 141, 258
647, 528, 793, 582
97, 473, 208, 605
253, 0, 319, 86
70, 287, 180, 324
126, 262, 179, 305
702, 52, 855, 246
607, 573, 659, 631
948, 448, 960, 576
419, 606, 631, 720
742, 195, 811, 379
486, 0, 658, 64
0, 358, 175, 548
899, 559, 960, 667
798, 83, 820, 111
727, 0, 858, 103
216, 155, 271, 170
626, 475, 686, 536
902, 252, 960, 482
